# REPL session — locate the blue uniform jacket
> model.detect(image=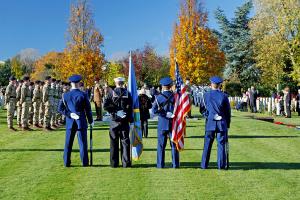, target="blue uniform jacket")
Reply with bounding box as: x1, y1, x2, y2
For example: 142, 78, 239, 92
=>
201, 90, 231, 132
152, 90, 174, 131
58, 89, 93, 129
